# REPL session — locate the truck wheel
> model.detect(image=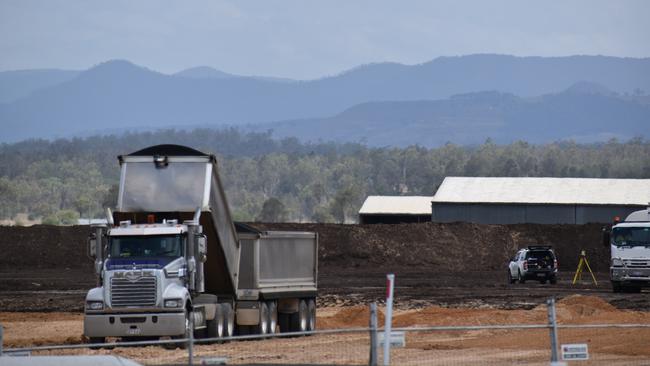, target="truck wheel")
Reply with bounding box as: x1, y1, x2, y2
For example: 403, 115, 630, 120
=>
539, 279, 547, 284
290, 299, 308, 333
222, 303, 235, 338
307, 299, 316, 331
550, 277, 557, 285
612, 282, 622, 293
168, 309, 191, 349
267, 301, 278, 334
253, 301, 269, 335
207, 304, 225, 339
517, 271, 526, 284
508, 271, 515, 284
